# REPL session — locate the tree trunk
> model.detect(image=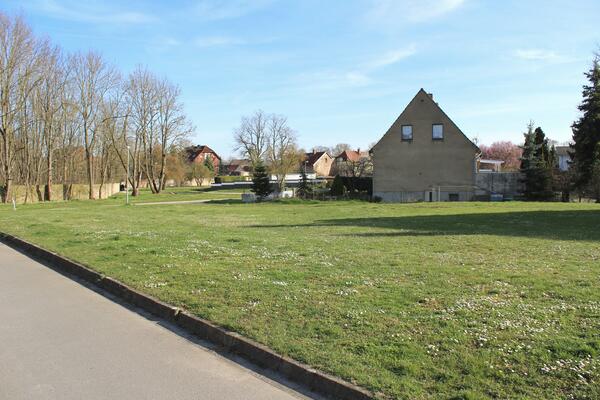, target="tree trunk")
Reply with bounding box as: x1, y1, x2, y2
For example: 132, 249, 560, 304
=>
1, 133, 10, 203
35, 184, 44, 202
46, 148, 53, 201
